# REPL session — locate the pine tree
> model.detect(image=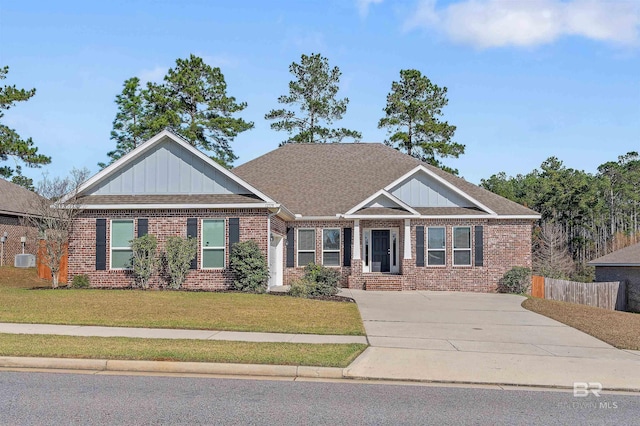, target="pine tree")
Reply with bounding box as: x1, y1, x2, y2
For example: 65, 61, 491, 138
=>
0, 66, 50, 179
99, 77, 146, 168
379, 69, 463, 174
265, 53, 361, 145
